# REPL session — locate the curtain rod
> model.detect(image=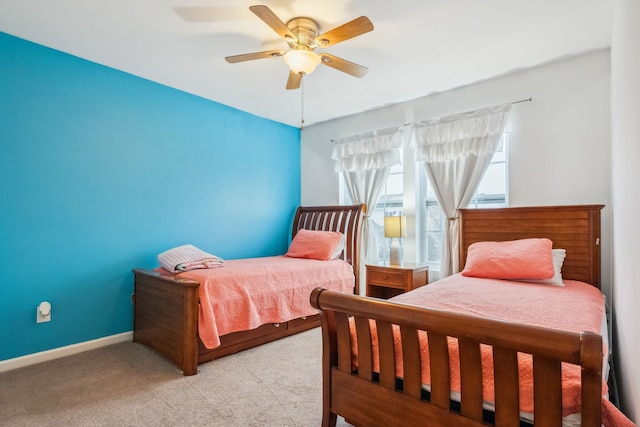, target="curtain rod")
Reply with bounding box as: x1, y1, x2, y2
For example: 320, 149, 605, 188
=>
512, 97, 532, 105
332, 98, 532, 142
399, 97, 532, 127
